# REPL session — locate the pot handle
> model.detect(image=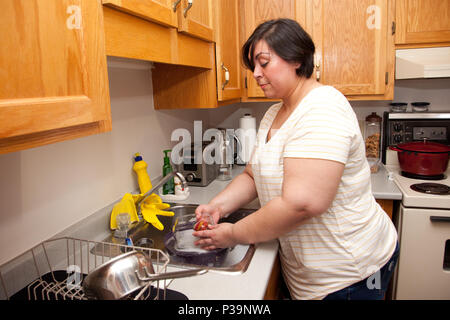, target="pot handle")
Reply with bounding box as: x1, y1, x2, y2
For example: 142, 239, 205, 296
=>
389, 146, 403, 152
